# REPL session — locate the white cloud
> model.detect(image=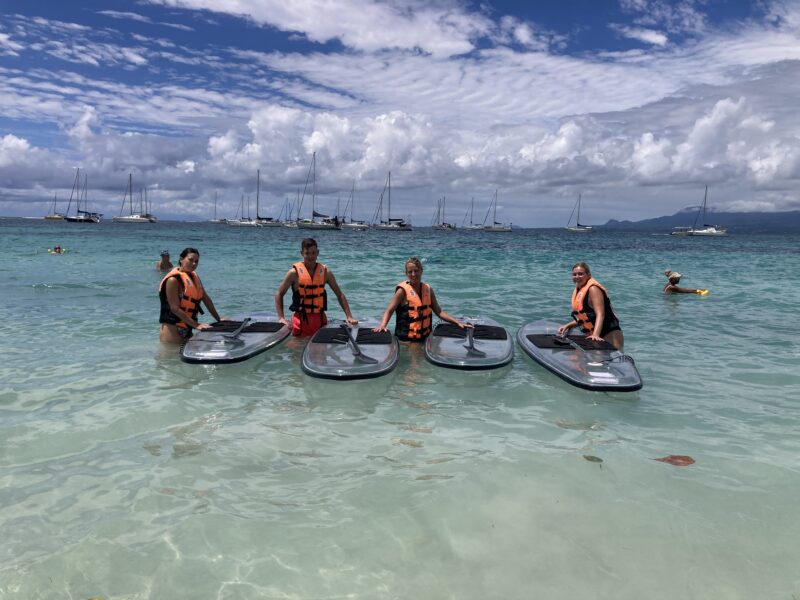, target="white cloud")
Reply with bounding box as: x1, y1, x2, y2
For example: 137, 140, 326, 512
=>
97, 11, 153, 24
631, 132, 672, 179
150, 0, 493, 57
3, 3, 800, 221
0, 33, 24, 56
619, 0, 707, 34
612, 25, 669, 46
0, 134, 32, 167
519, 121, 586, 163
